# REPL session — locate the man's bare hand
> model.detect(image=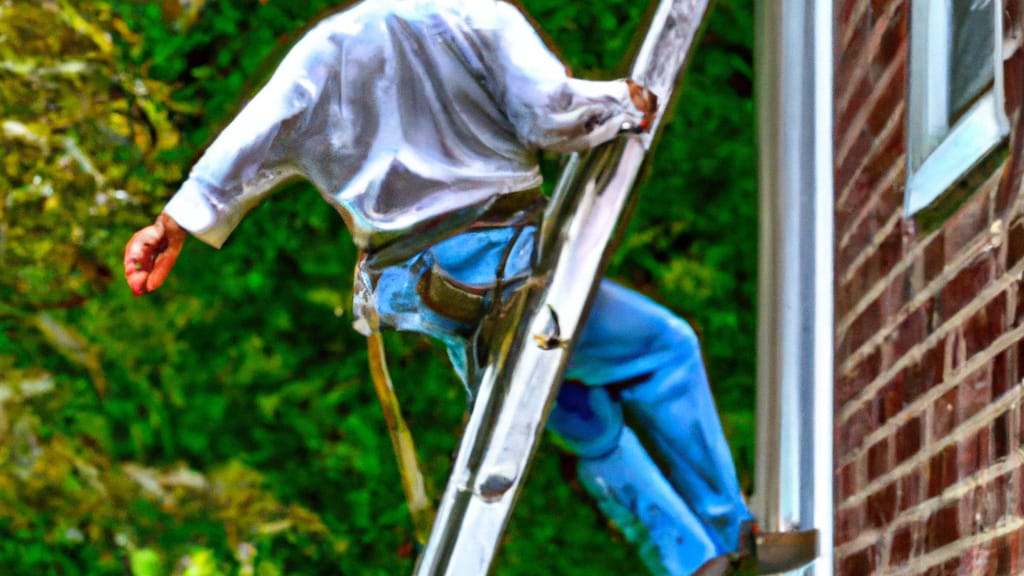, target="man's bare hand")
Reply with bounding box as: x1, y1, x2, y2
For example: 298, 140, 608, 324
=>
626, 79, 659, 132
124, 212, 187, 296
